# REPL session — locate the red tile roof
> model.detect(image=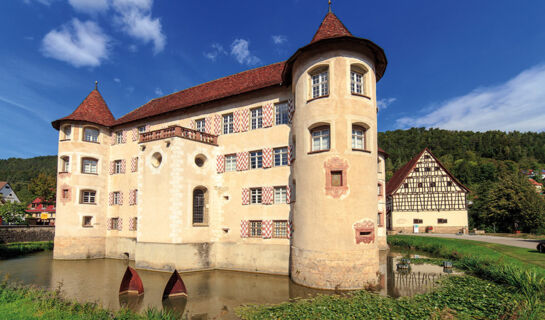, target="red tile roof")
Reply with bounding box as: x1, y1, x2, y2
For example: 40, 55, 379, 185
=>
378, 147, 389, 158
311, 12, 353, 43
529, 178, 543, 186
386, 148, 470, 195
52, 89, 115, 129
26, 198, 56, 213
115, 62, 286, 126
0, 182, 6, 190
